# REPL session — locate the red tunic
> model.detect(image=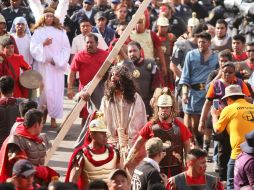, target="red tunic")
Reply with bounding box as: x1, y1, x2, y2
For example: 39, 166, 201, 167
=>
70, 49, 108, 118
70, 49, 109, 90
139, 118, 192, 142
0, 54, 31, 98
232, 52, 248, 62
